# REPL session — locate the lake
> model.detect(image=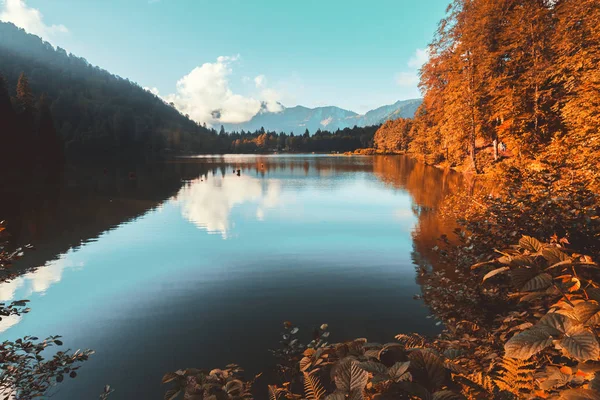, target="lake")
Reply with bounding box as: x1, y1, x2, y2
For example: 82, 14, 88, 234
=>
0, 155, 462, 399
